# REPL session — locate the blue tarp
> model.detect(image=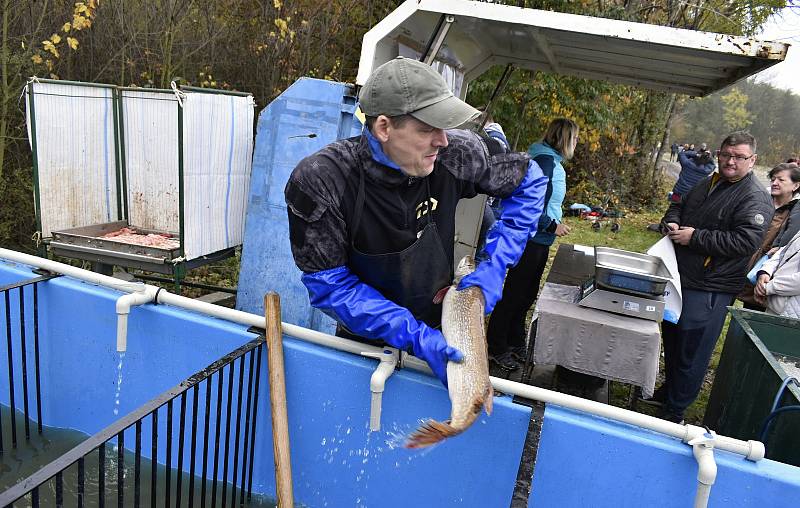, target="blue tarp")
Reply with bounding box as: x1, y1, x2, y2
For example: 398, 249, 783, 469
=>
236, 78, 362, 332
